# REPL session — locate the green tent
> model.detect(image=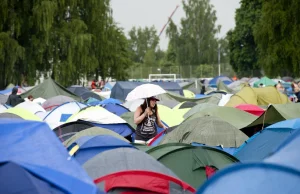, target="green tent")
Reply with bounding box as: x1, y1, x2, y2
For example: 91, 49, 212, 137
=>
20, 78, 80, 101
253, 76, 276, 88
160, 116, 248, 147
243, 103, 300, 136
157, 91, 222, 105
120, 112, 136, 130
5, 83, 15, 89
217, 81, 235, 94
183, 103, 218, 119
185, 106, 258, 130
64, 127, 129, 147
146, 143, 239, 188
